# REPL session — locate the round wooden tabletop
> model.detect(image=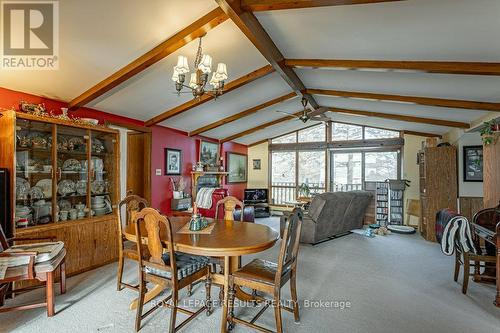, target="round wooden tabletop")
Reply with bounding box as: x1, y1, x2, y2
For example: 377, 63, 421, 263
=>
123, 216, 279, 257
